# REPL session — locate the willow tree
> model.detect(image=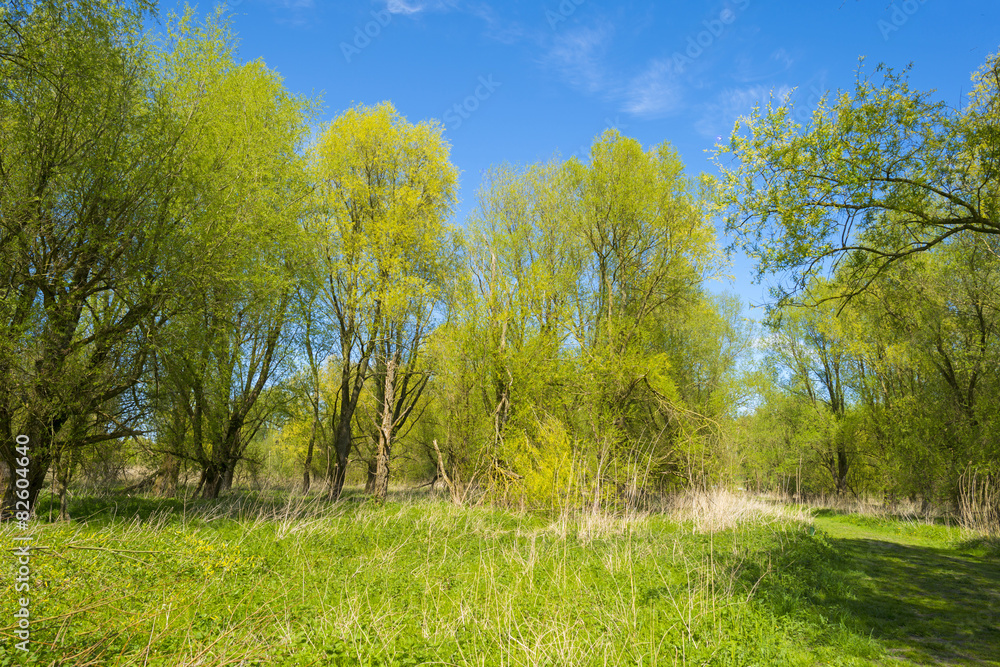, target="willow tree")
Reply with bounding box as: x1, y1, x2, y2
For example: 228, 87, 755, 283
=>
840, 236, 1000, 505
569, 131, 721, 496
438, 132, 724, 507
715, 50, 1000, 304
0, 0, 181, 516
146, 9, 314, 499
761, 296, 854, 494
310, 102, 458, 501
